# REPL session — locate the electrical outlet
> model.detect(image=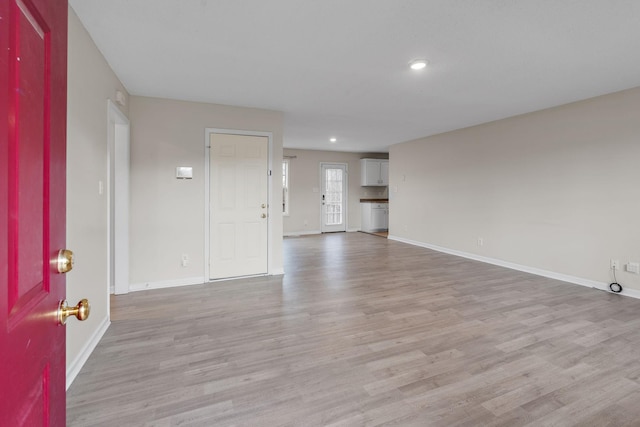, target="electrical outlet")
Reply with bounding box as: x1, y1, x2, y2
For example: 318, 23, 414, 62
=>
477, 238, 484, 247
626, 262, 640, 274
610, 259, 620, 270
181, 254, 189, 267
